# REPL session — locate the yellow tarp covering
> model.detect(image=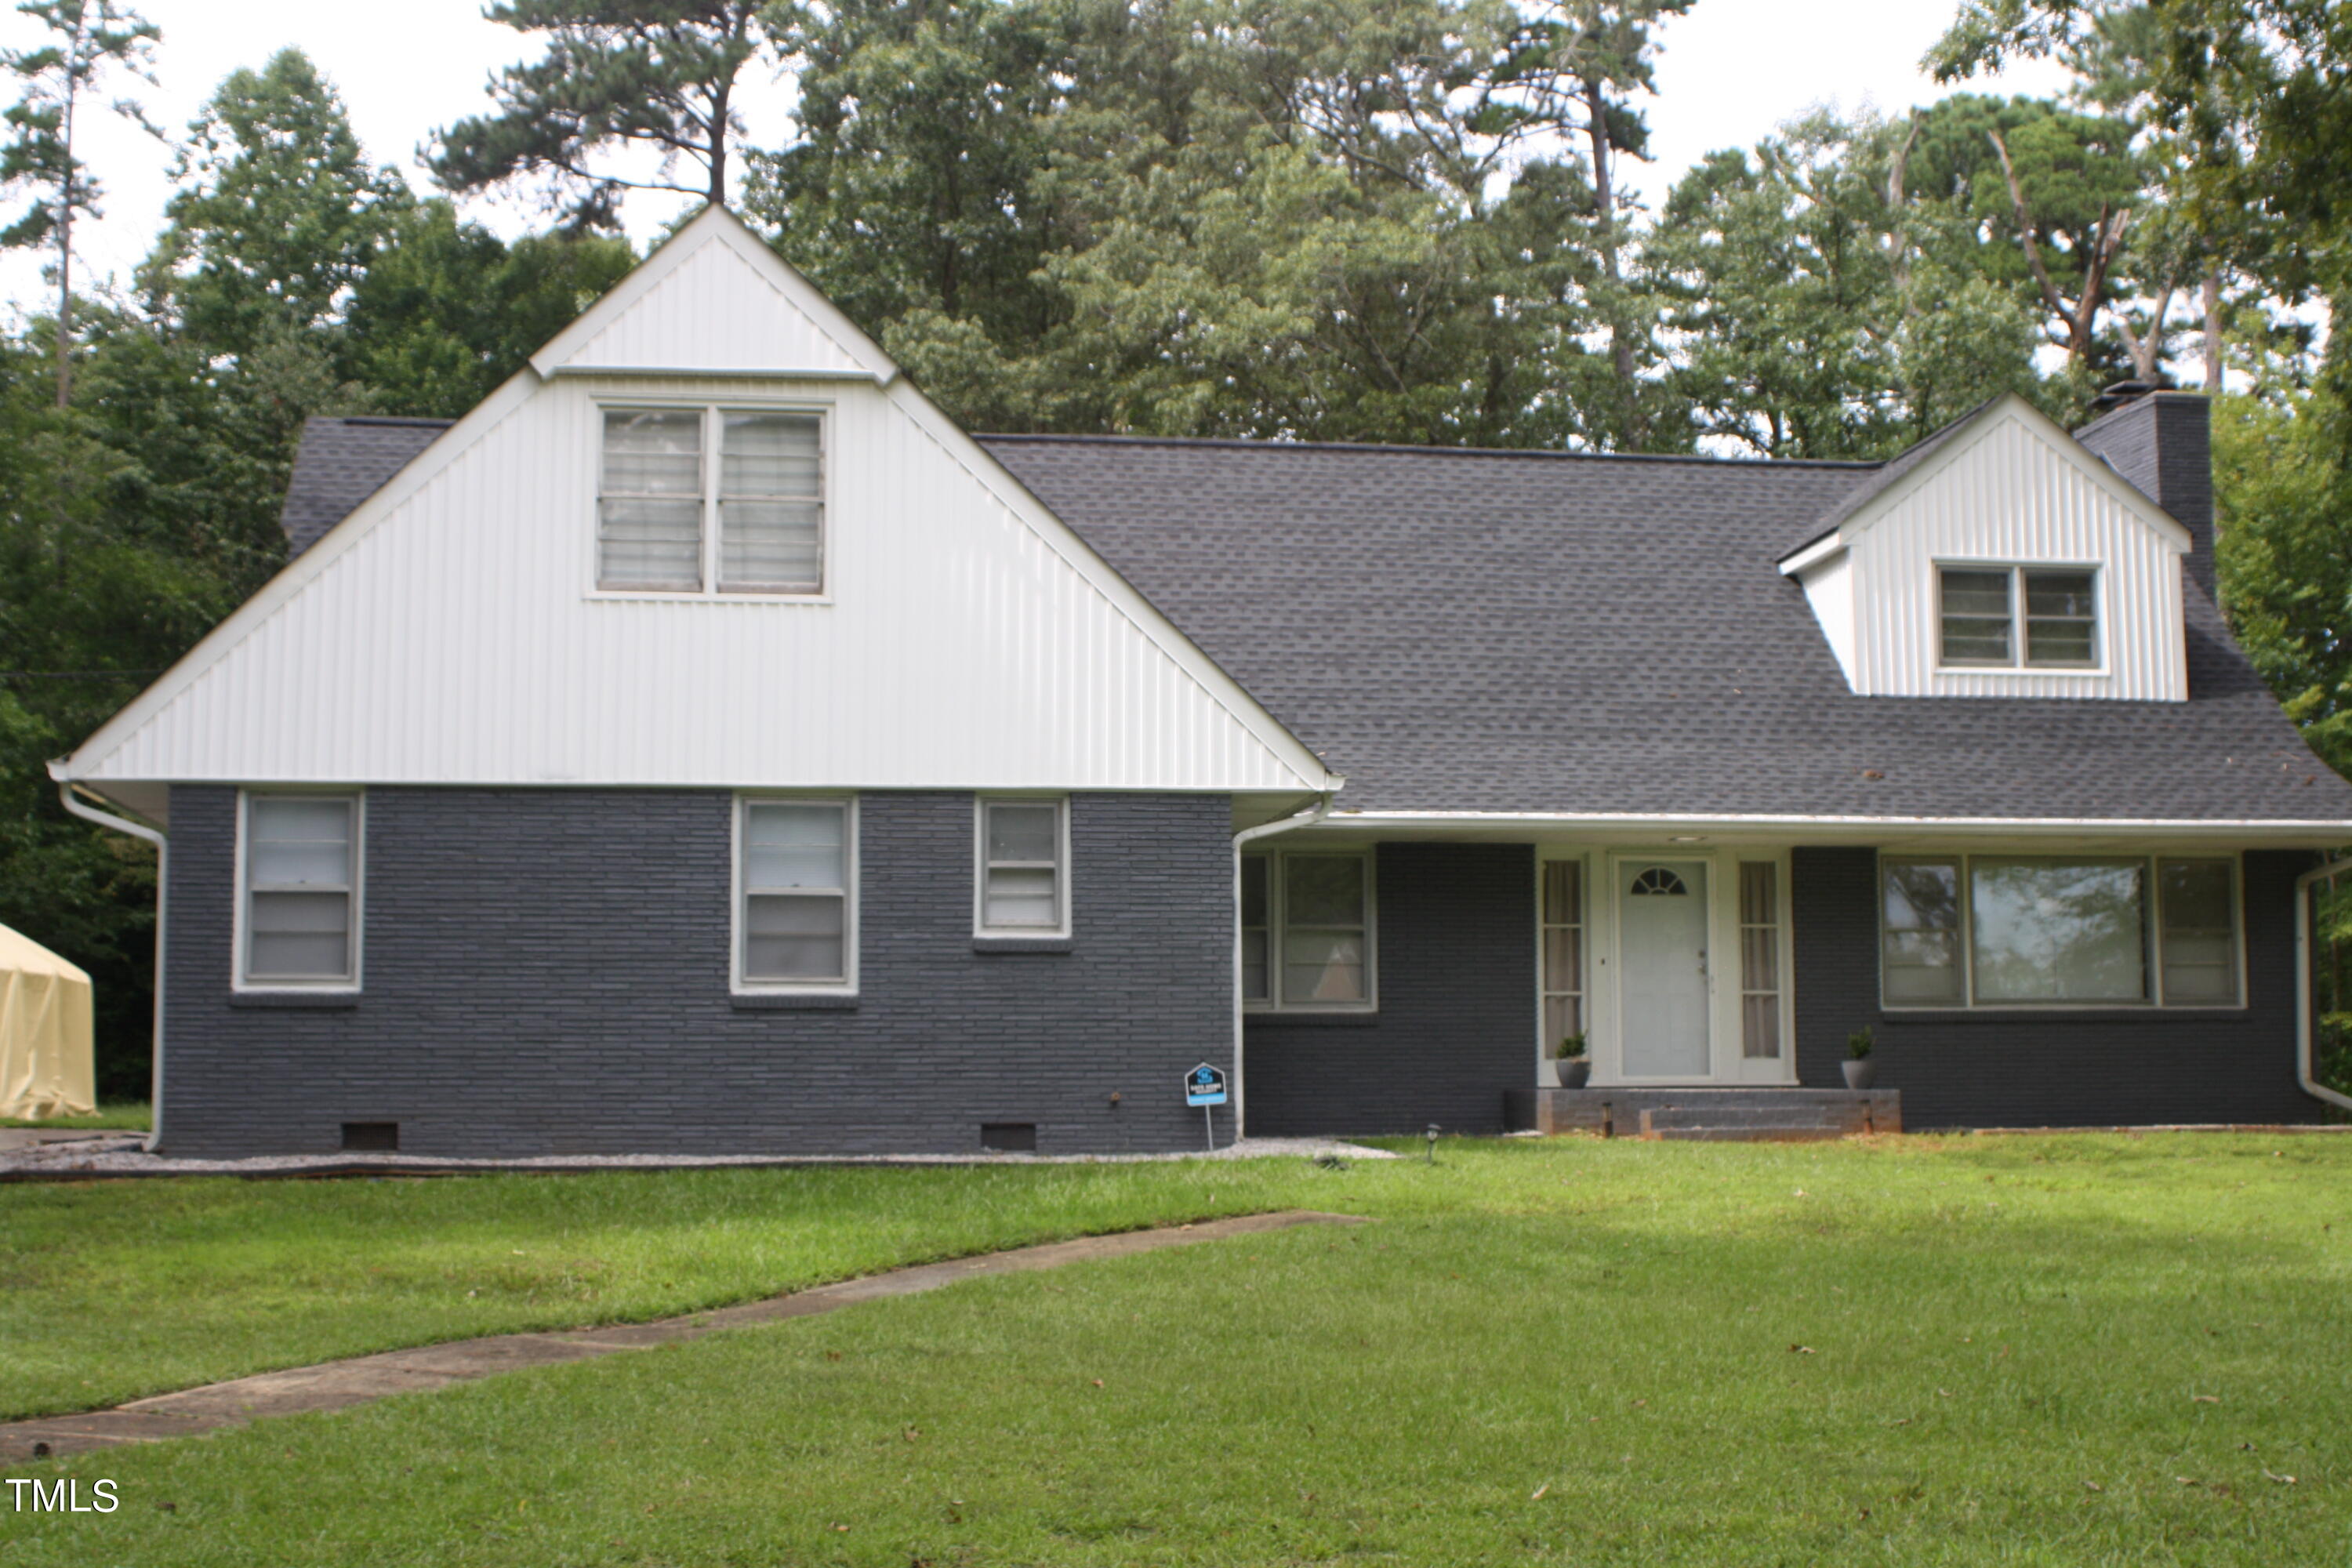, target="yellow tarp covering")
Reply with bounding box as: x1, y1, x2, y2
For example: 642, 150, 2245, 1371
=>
0, 923, 96, 1120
